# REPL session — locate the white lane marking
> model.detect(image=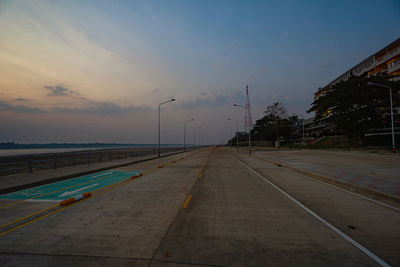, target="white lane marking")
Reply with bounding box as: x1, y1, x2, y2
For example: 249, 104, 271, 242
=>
236, 157, 390, 267
58, 184, 98, 198
89, 171, 113, 178
284, 167, 400, 213
26, 199, 60, 203
254, 155, 400, 213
